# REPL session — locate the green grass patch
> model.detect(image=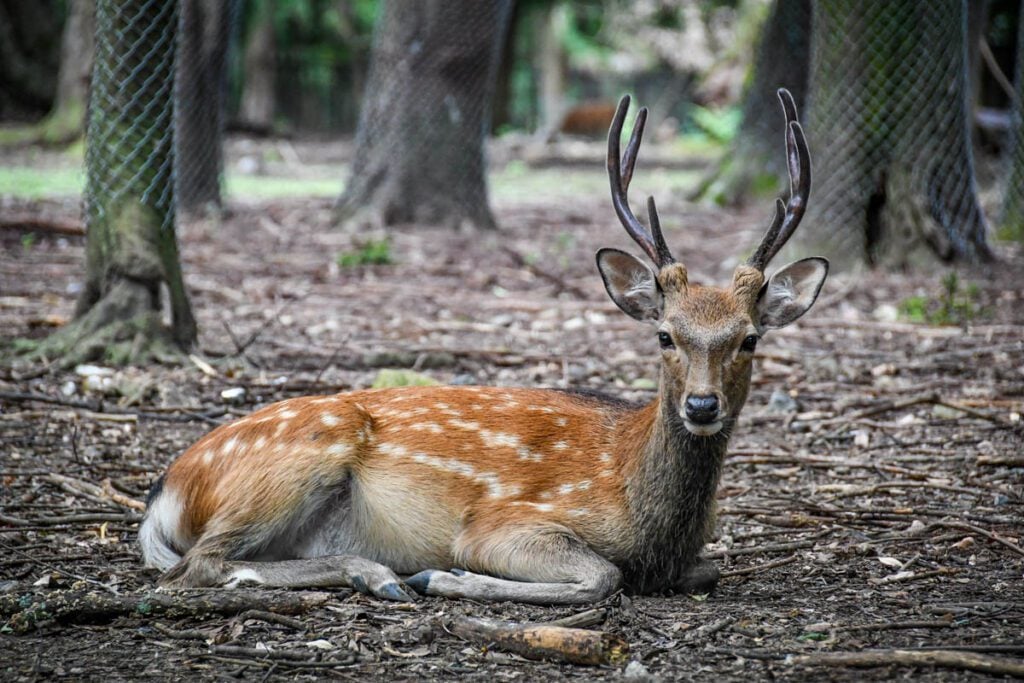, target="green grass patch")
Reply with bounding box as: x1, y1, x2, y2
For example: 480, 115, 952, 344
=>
900, 273, 986, 326
224, 174, 343, 199
337, 238, 392, 267
0, 166, 84, 198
